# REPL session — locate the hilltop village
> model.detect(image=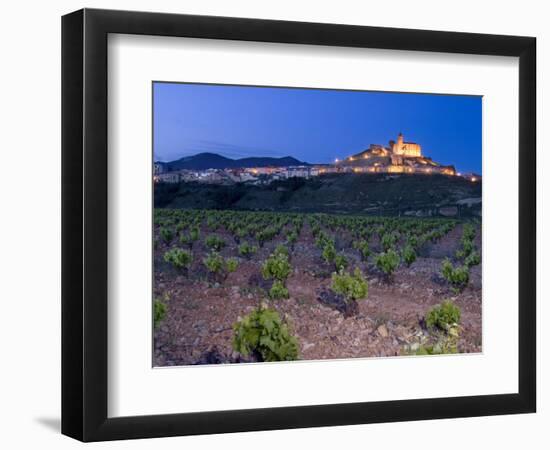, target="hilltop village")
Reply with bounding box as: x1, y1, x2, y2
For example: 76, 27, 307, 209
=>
334, 132, 457, 176
154, 133, 479, 185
